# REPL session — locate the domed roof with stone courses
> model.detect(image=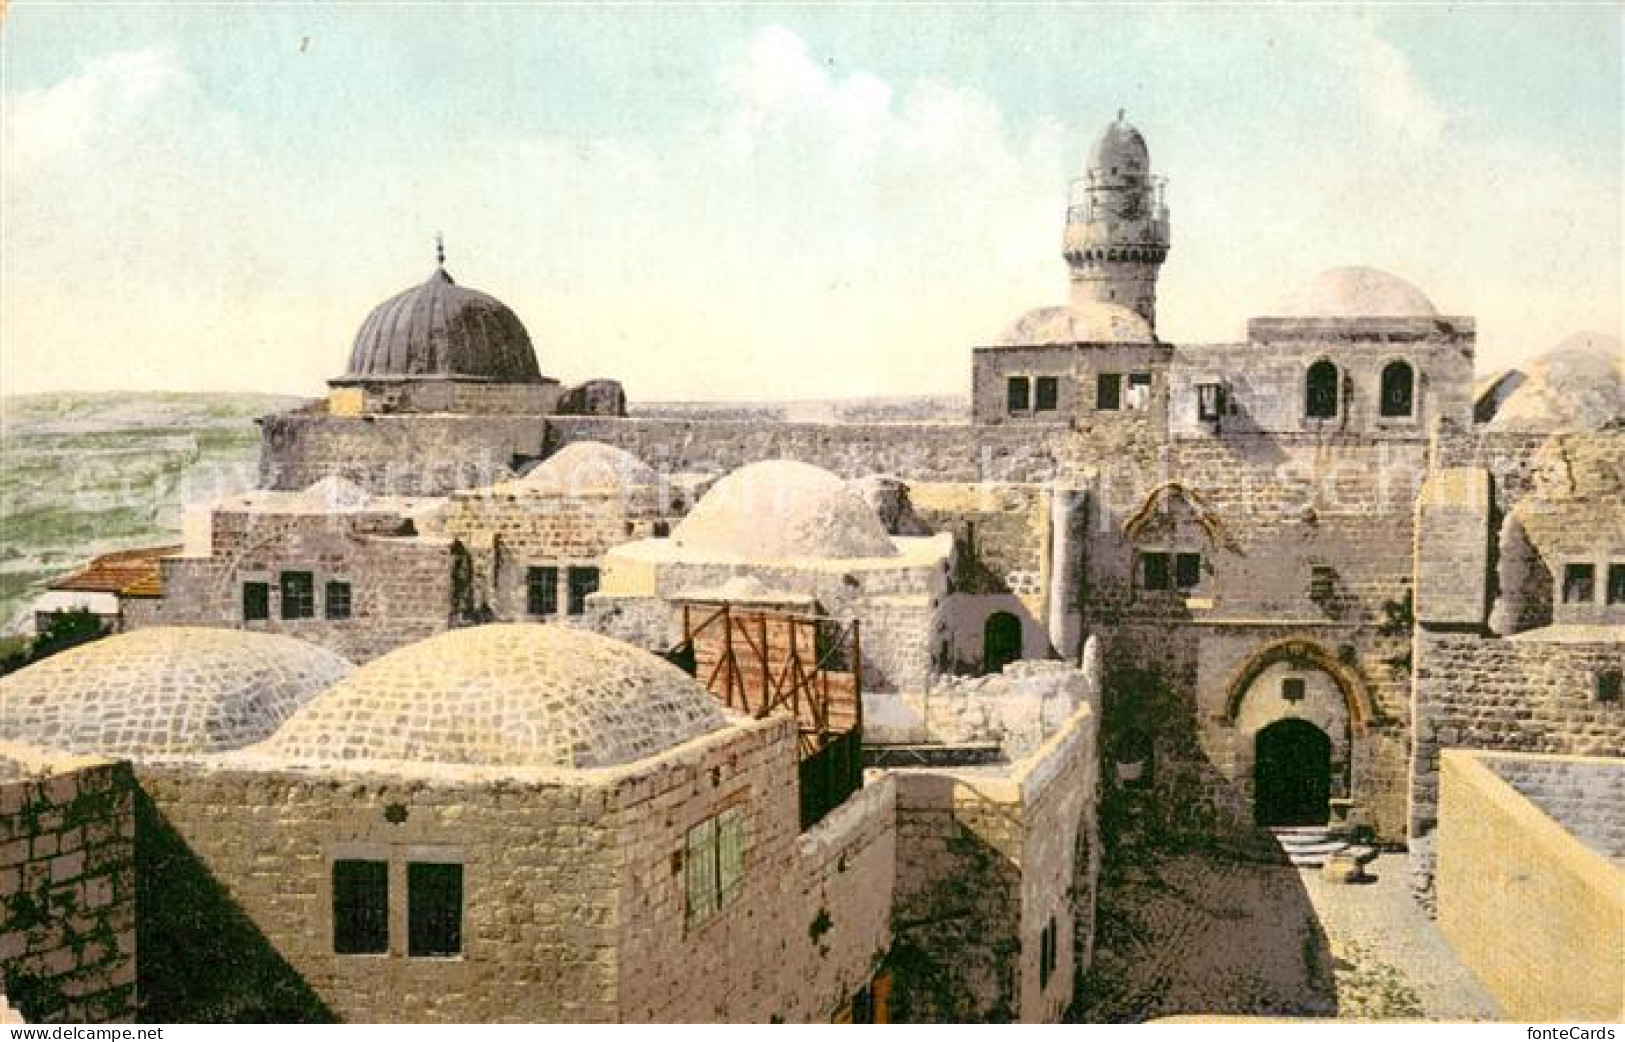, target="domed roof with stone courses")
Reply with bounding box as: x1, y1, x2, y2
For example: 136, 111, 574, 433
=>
1088, 112, 1150, 176
671, 460, 899, 561
255, 625, 731, 769
0, 628, 352, 757
998, 302, 1155, 346
1487, 332, 1625, 433
337, 263, 543, 384
1276, 266, 1439, 319
517, 442, 659, 494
